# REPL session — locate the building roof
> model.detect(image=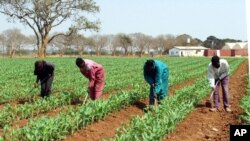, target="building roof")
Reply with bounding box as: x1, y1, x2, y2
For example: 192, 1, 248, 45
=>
171, 46, 208, 50
222, 42, 248, 49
